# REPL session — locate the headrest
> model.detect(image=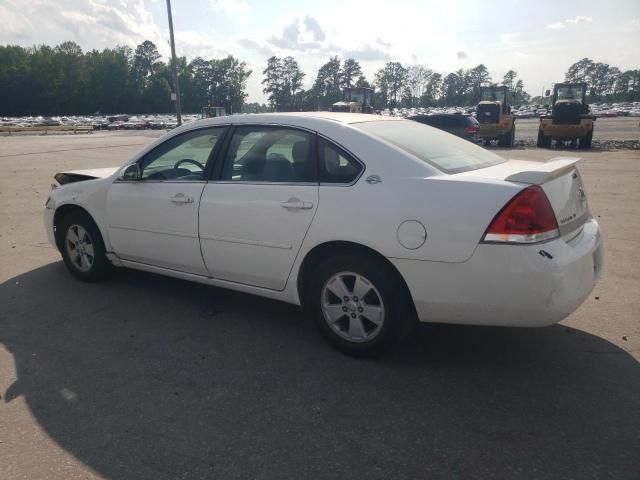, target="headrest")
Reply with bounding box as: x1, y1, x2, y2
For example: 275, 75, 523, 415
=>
292, 141, 307, 163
